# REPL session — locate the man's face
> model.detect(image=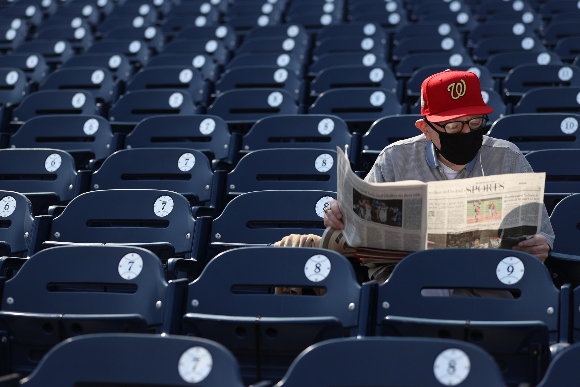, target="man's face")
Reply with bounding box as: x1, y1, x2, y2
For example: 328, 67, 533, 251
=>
416, 115, 481, 150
